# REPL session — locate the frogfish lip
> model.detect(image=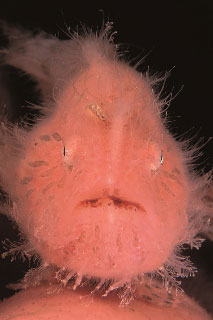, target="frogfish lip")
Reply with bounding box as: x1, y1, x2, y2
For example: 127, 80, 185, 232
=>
78, 195, 146, 212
